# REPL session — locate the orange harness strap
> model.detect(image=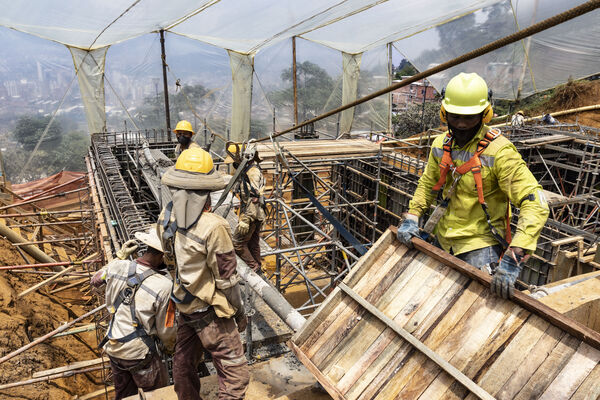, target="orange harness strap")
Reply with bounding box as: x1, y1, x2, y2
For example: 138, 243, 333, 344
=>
431, 129, 511, 248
